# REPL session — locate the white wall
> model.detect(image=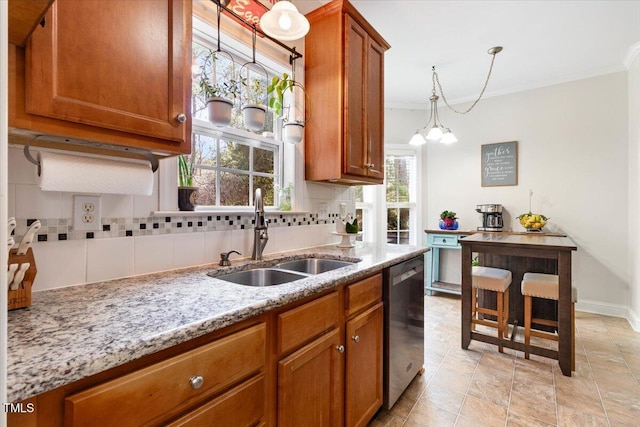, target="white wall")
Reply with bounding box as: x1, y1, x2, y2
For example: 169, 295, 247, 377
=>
388, 72, 633, 323
629, 52, 640, 330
